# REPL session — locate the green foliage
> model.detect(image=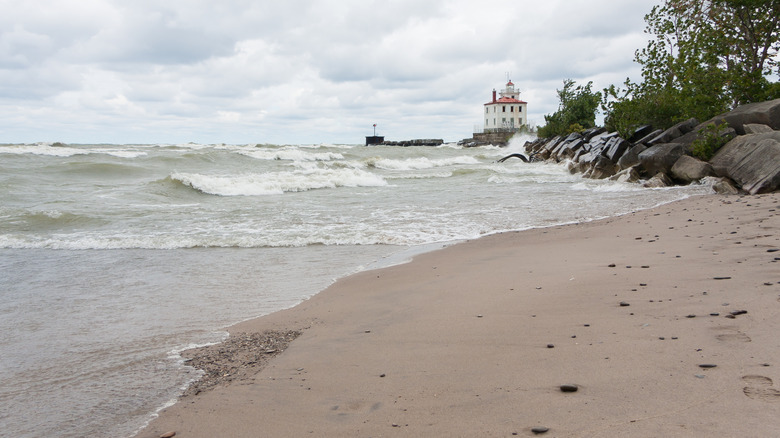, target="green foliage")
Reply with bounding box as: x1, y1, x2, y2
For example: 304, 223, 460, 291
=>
538, 79, 602, 138
690, 121, 734, 161
602, 0, 780, 135
602, 81, 690, 138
